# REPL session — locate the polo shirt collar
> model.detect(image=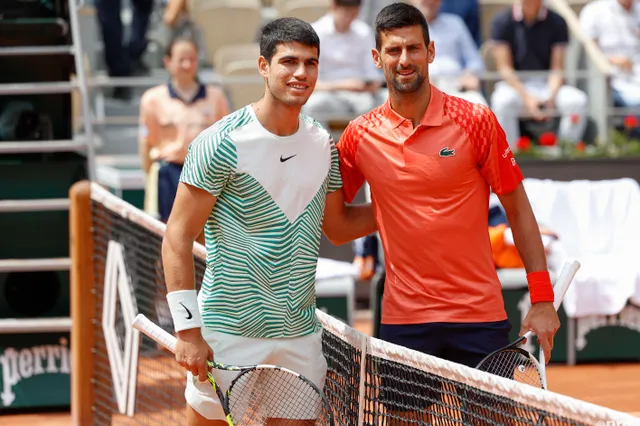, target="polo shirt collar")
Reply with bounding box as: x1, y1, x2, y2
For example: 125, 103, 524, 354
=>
167, 80, 207, 104
512, 2, 549, 22
383, 84, 444, 129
